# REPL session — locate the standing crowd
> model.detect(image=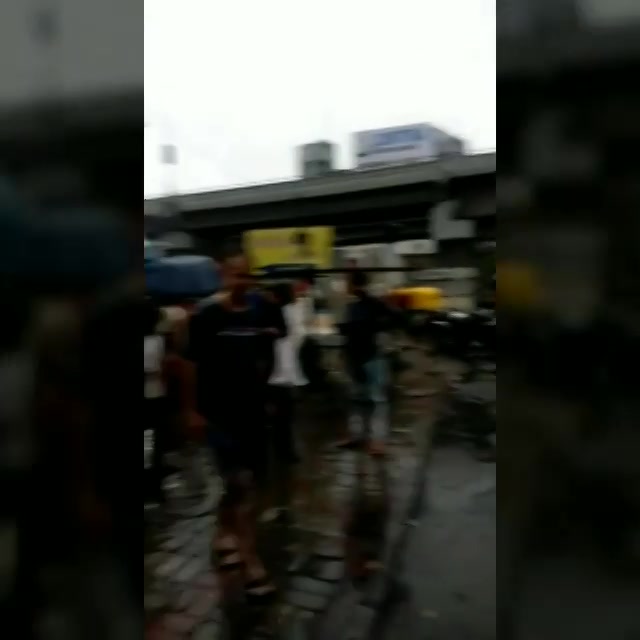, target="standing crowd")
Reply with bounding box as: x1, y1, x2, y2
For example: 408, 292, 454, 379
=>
144, 251, 397, 600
